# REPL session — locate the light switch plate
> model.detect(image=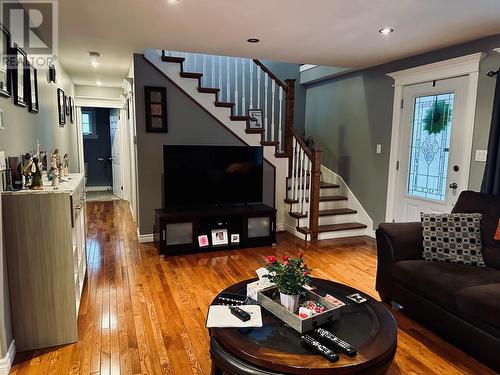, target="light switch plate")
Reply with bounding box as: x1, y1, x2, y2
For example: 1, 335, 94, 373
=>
376, 144, 382, 154
475, 149, 487, 162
